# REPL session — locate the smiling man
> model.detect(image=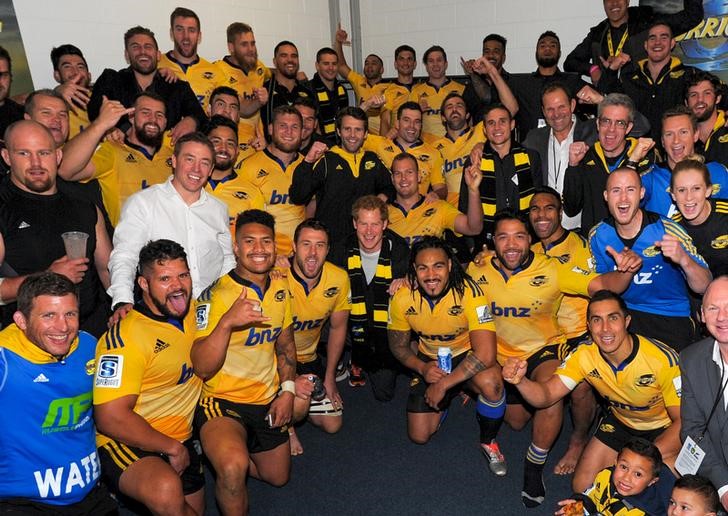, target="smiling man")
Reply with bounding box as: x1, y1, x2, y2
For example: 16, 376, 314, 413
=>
310, 47, 349, 146
107, 132, 234, 325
